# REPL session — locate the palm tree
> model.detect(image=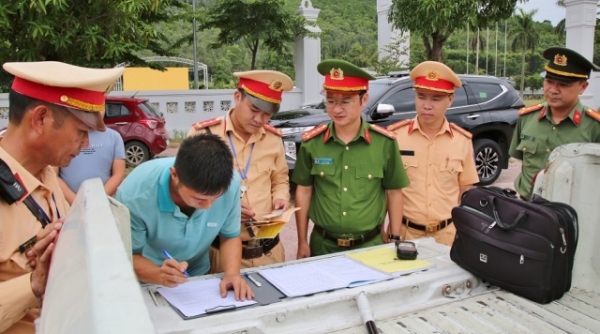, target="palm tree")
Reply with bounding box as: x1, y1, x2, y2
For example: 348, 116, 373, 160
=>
510, 8, 539, 98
